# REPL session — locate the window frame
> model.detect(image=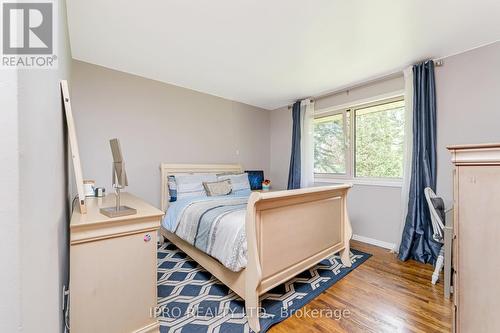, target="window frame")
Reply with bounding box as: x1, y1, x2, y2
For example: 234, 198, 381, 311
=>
313, 93, 405, 187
